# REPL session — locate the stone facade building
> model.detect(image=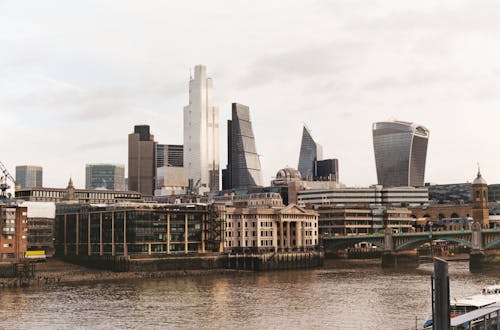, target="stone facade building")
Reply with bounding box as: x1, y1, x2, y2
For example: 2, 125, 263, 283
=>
224, 203, 318, 253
